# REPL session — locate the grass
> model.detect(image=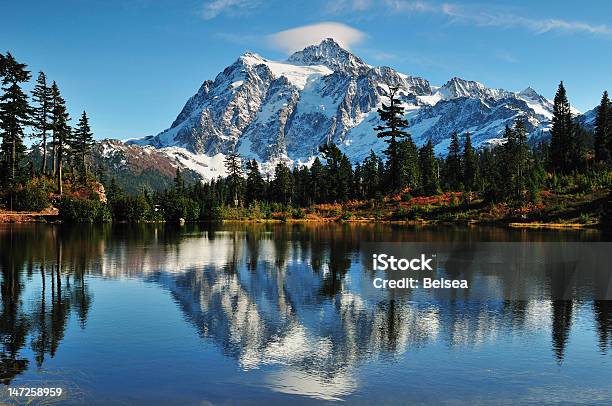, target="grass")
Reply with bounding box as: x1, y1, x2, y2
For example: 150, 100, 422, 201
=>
253, 188, 610, 228
2, 186, 609, 229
